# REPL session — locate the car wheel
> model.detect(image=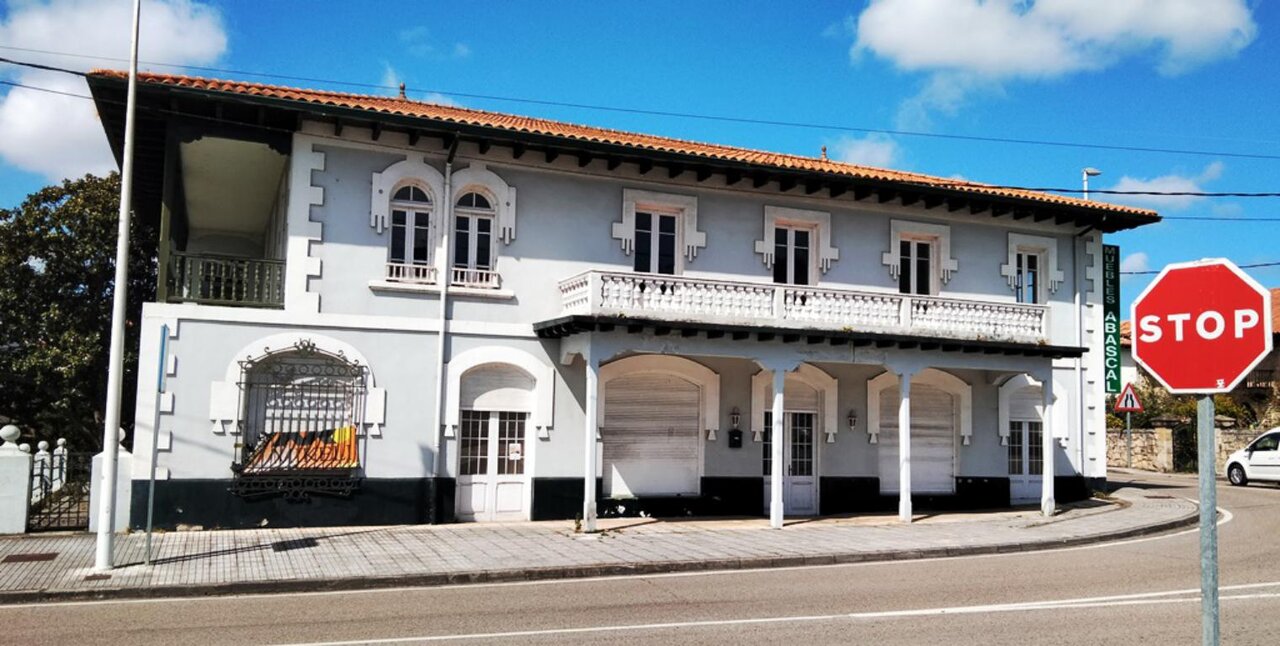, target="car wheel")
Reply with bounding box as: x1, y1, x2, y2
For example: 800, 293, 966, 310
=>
1228, 464, 1248, 486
